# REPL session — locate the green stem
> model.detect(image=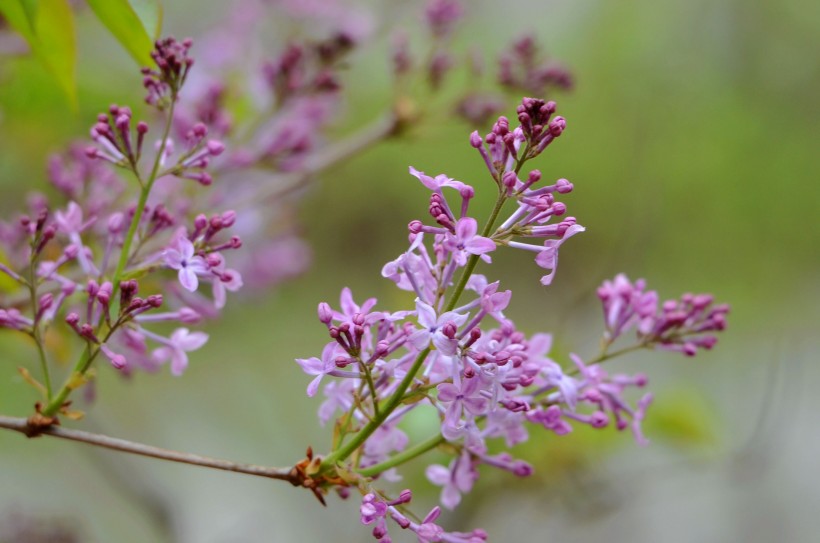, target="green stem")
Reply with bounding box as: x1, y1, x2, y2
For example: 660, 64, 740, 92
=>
41, 344, 92, 416
442, 192, 508, 313
357, 433, 445, 478
318, 346, 431, 472
42, 101, 177, 418
28, 264, 52, 400
111, 100, 176, 290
